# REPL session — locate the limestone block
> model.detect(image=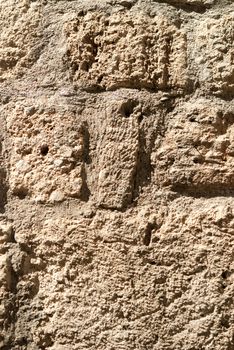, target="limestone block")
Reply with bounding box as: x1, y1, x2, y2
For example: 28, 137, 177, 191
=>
153, 98, 234, 191
95, 100, 139, 209
79, 93, 165, 209
194, 14, 234, 96
0, 0, 42, 80
64, 11, 187, 91
1, 0, 234, 349
7, 103, 85, 203
11, 198, 234, 349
